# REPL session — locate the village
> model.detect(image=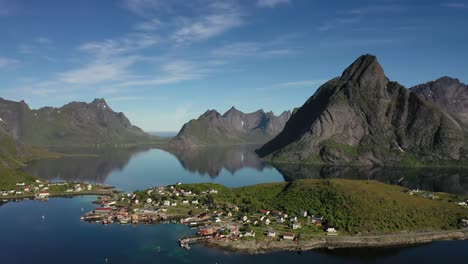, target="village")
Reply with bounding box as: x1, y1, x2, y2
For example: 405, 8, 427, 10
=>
80, 182, 341, 250
0, 179, 114, 201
